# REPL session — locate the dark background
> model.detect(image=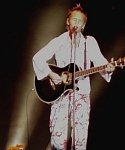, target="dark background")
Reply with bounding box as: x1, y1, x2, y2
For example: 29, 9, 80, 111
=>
0, 0, 125, 149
